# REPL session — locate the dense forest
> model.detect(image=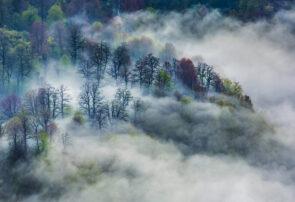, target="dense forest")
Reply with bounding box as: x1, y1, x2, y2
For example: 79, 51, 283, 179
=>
0, 0, 295, 201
